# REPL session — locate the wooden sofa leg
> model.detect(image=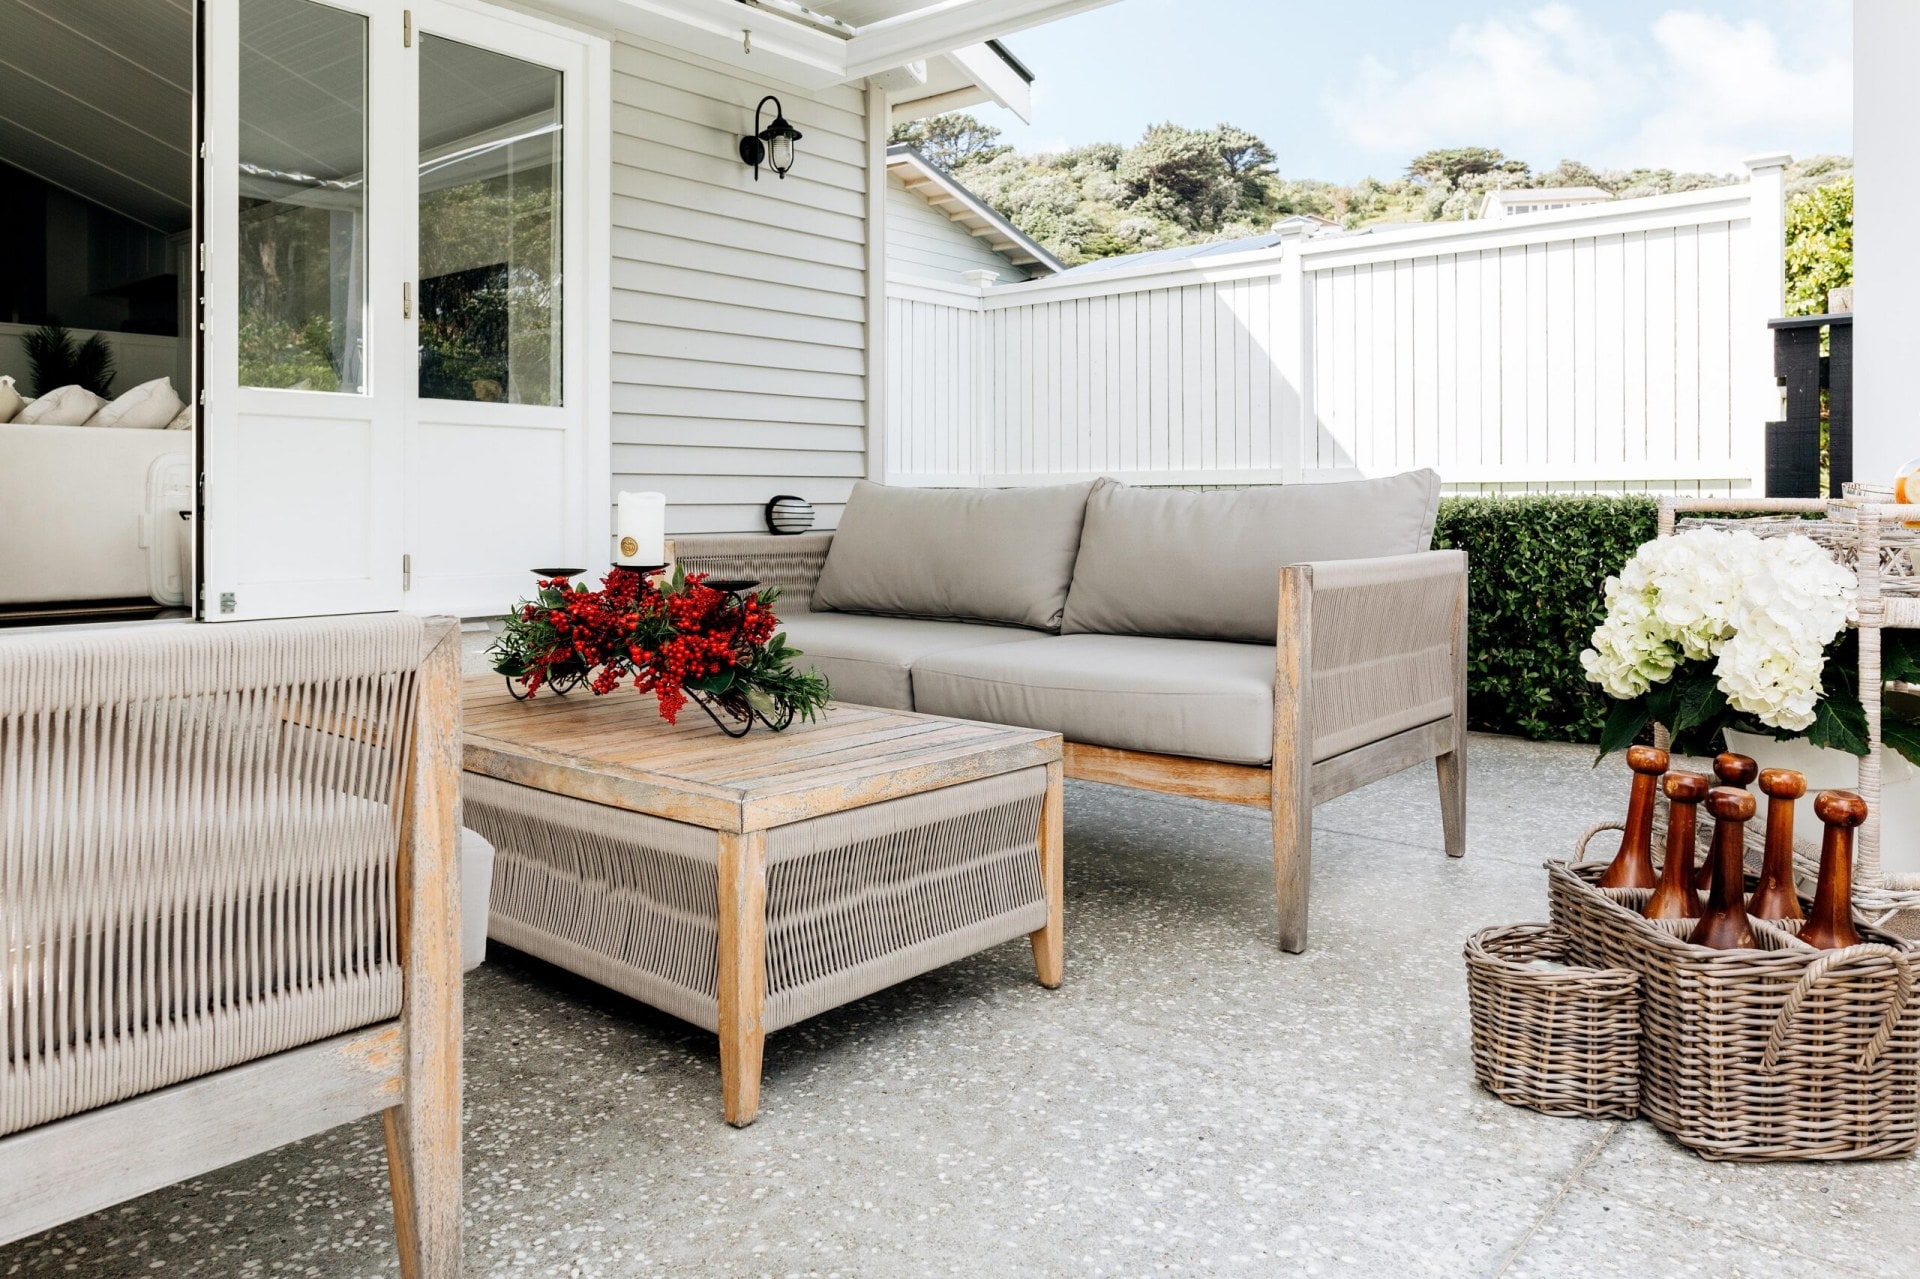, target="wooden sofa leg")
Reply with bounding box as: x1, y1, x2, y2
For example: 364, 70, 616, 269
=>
384, 1100, 460, 1279
1436, 747, 1467, 859
1273, 799, 1313, 953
